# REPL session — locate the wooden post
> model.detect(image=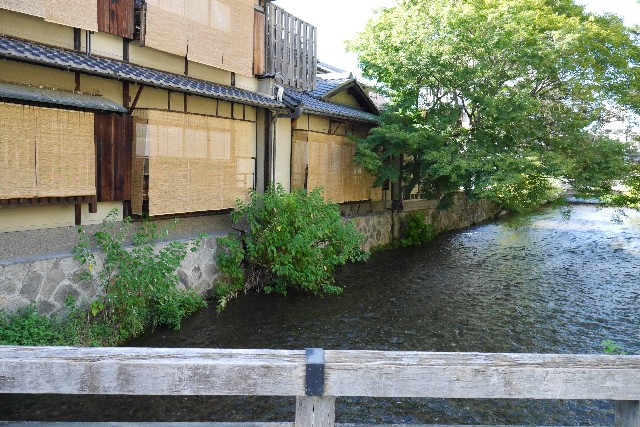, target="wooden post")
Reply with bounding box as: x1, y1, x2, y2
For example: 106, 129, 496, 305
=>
294, 396, 335, 427
616, 401, 640, 427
